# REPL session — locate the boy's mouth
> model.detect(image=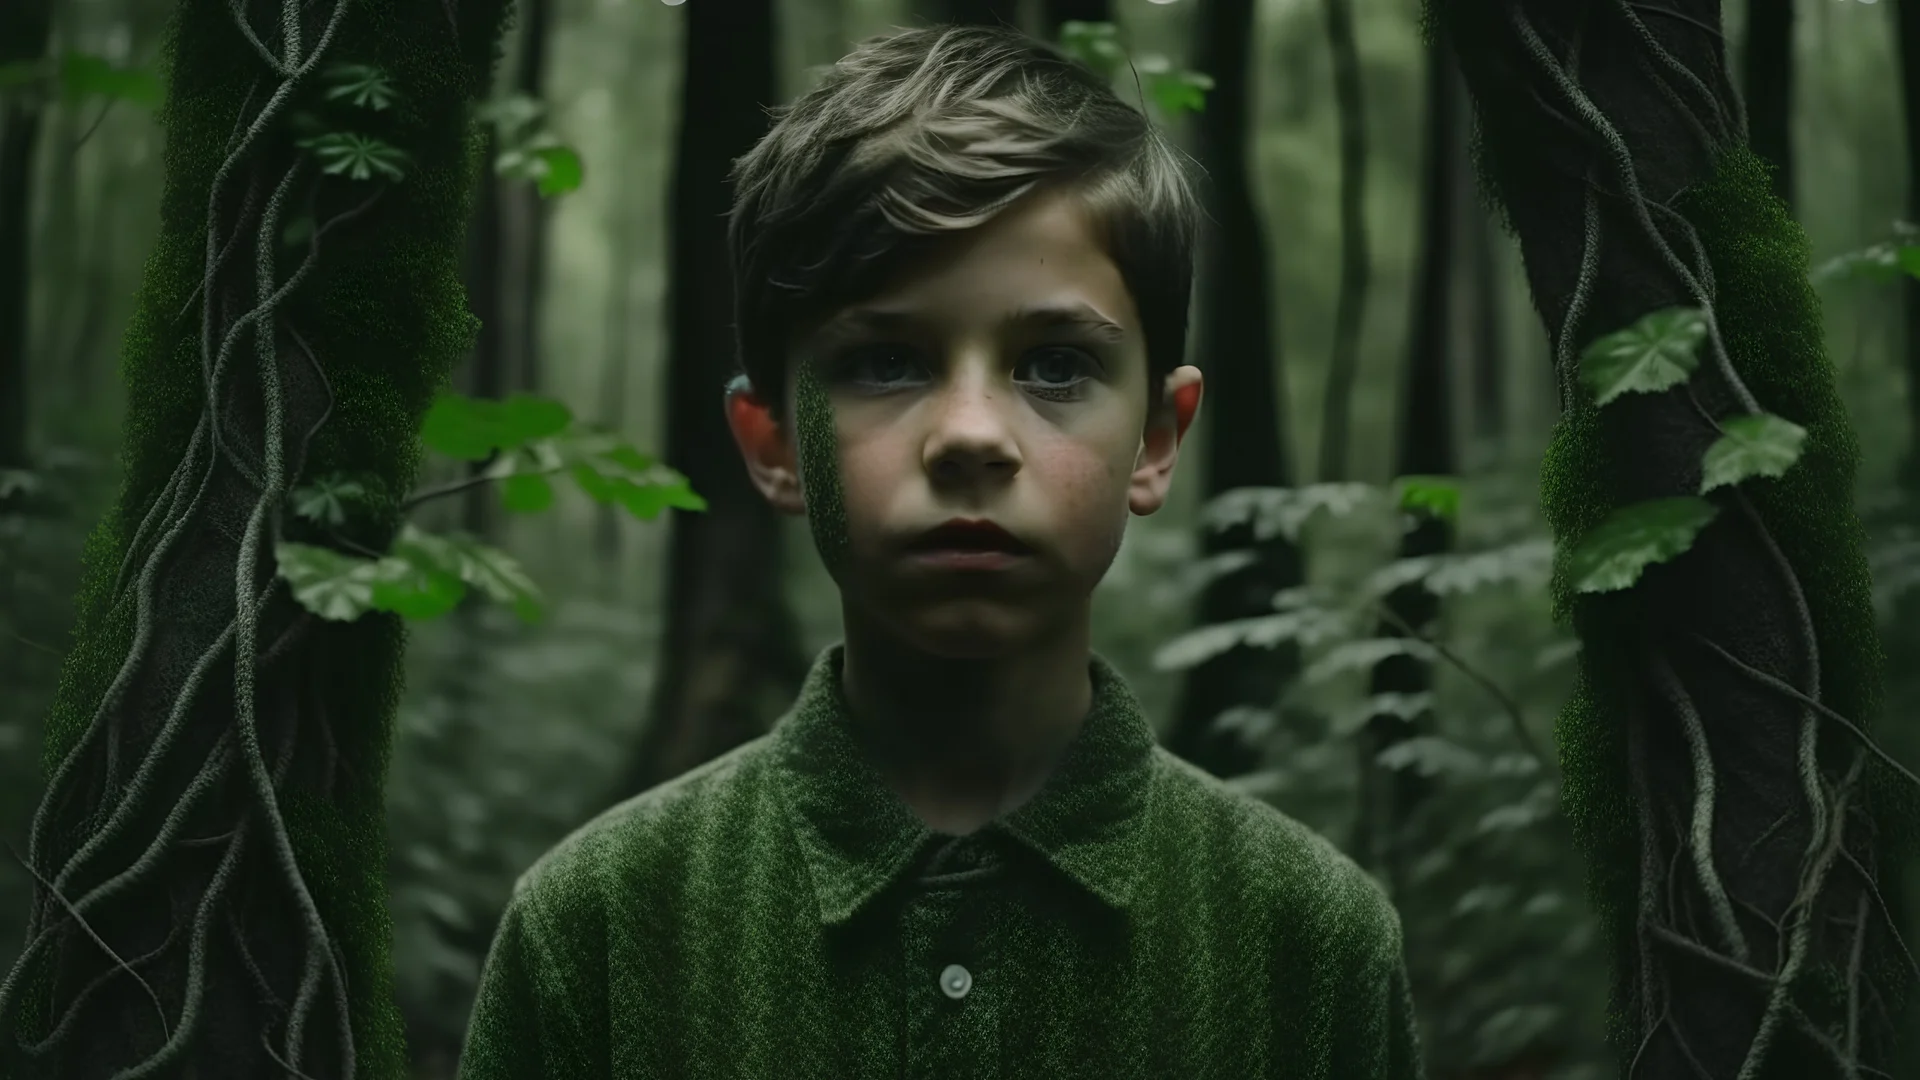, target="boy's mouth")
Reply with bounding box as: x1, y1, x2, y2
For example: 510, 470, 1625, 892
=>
905, 519, 1035, 557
